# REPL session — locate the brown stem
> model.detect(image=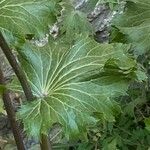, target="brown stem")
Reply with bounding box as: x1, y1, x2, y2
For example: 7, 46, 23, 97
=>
0, 32, 33, 101
0, 32, 52, 150
0, 66, 25, 150
40, 134, 52, 150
